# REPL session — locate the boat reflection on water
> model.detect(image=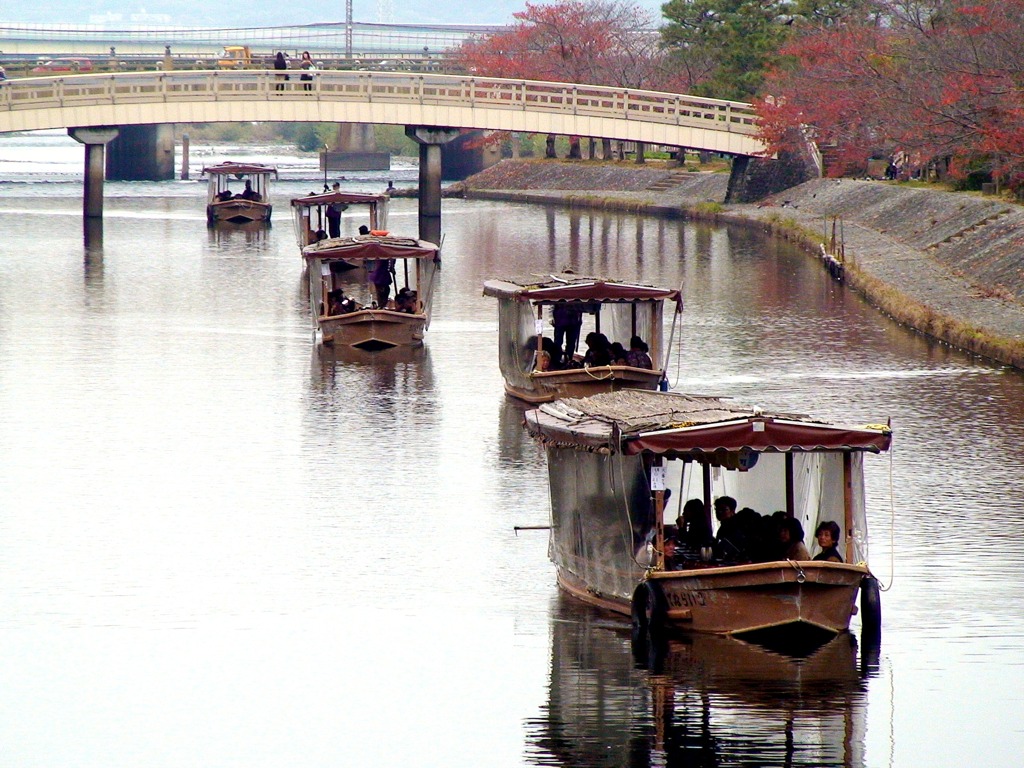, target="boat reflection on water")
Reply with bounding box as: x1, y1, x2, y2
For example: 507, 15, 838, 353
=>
206, 220, 271, 248
496, 395, 541, 469
310, 342, 436, 398
526, 594, 874, 768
